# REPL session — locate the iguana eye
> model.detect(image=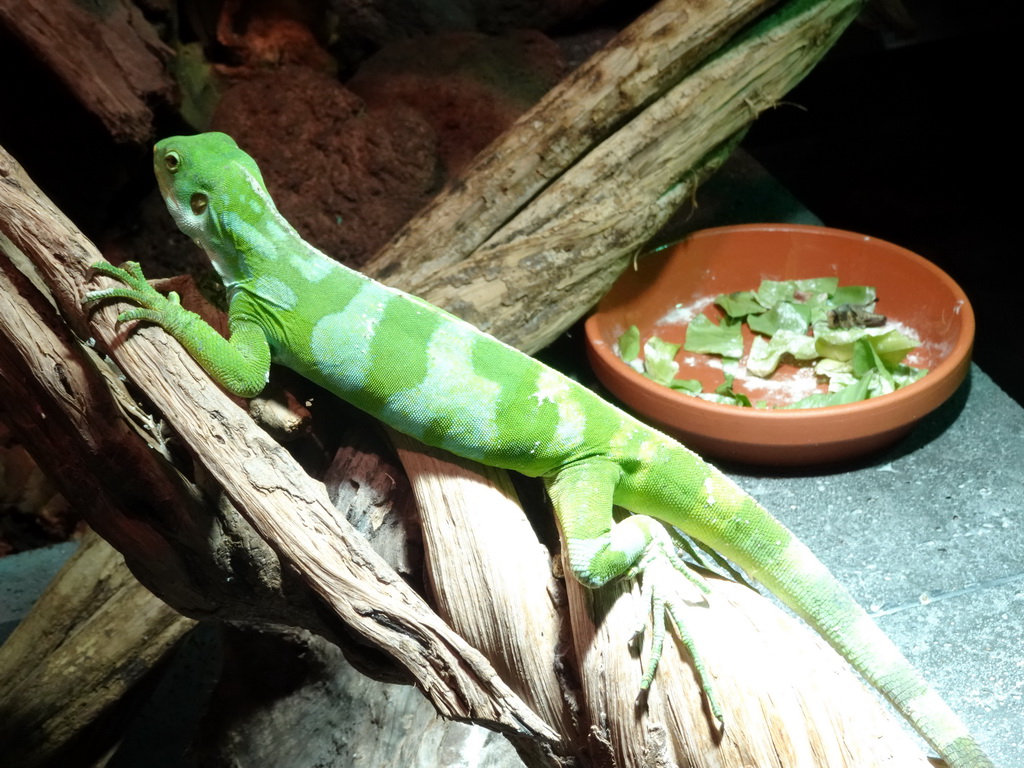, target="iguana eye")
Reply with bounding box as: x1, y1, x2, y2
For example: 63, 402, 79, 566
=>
190, 193, 208, 215
164, 151, 181, 173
